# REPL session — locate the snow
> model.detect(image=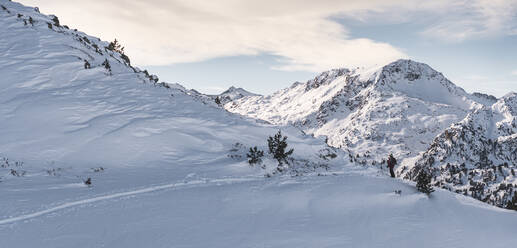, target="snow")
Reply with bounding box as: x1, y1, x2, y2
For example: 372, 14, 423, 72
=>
1, 1, 517, 247
225, 59, 486, 164
0, 0, 325, 169
2, 168, 517, 248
